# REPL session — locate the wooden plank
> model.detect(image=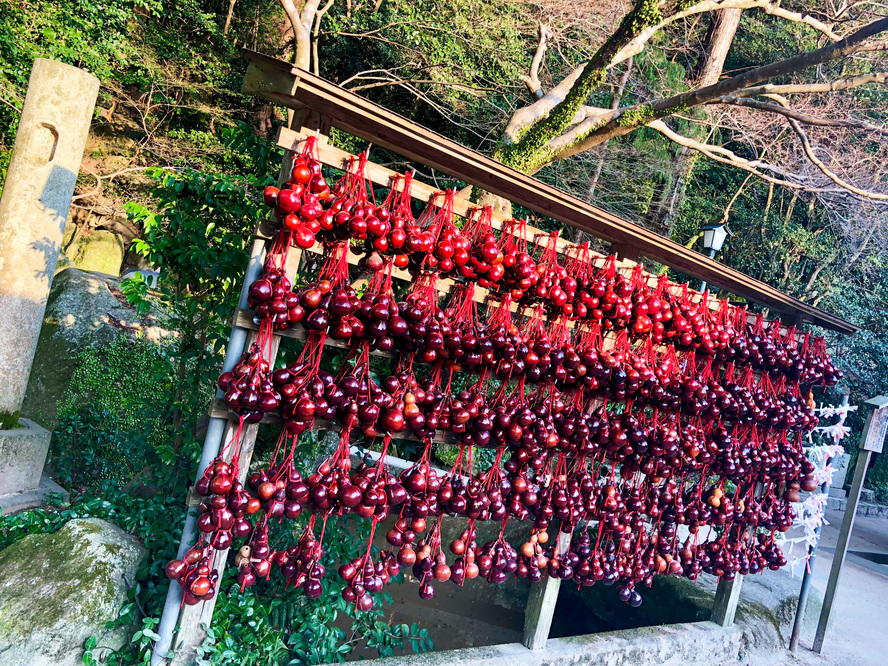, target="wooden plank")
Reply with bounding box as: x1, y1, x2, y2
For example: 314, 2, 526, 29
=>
278, 131, 815, 338
235, 308, 395, 357
164, 123, 310, 665
711, 576, 743, 627
241, 52, 857, 335
610, 242, 641, 263
280, 126, 635, 272
209, 398, 455, 446
523, 529, 573, 650
169, 331, 281, 666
